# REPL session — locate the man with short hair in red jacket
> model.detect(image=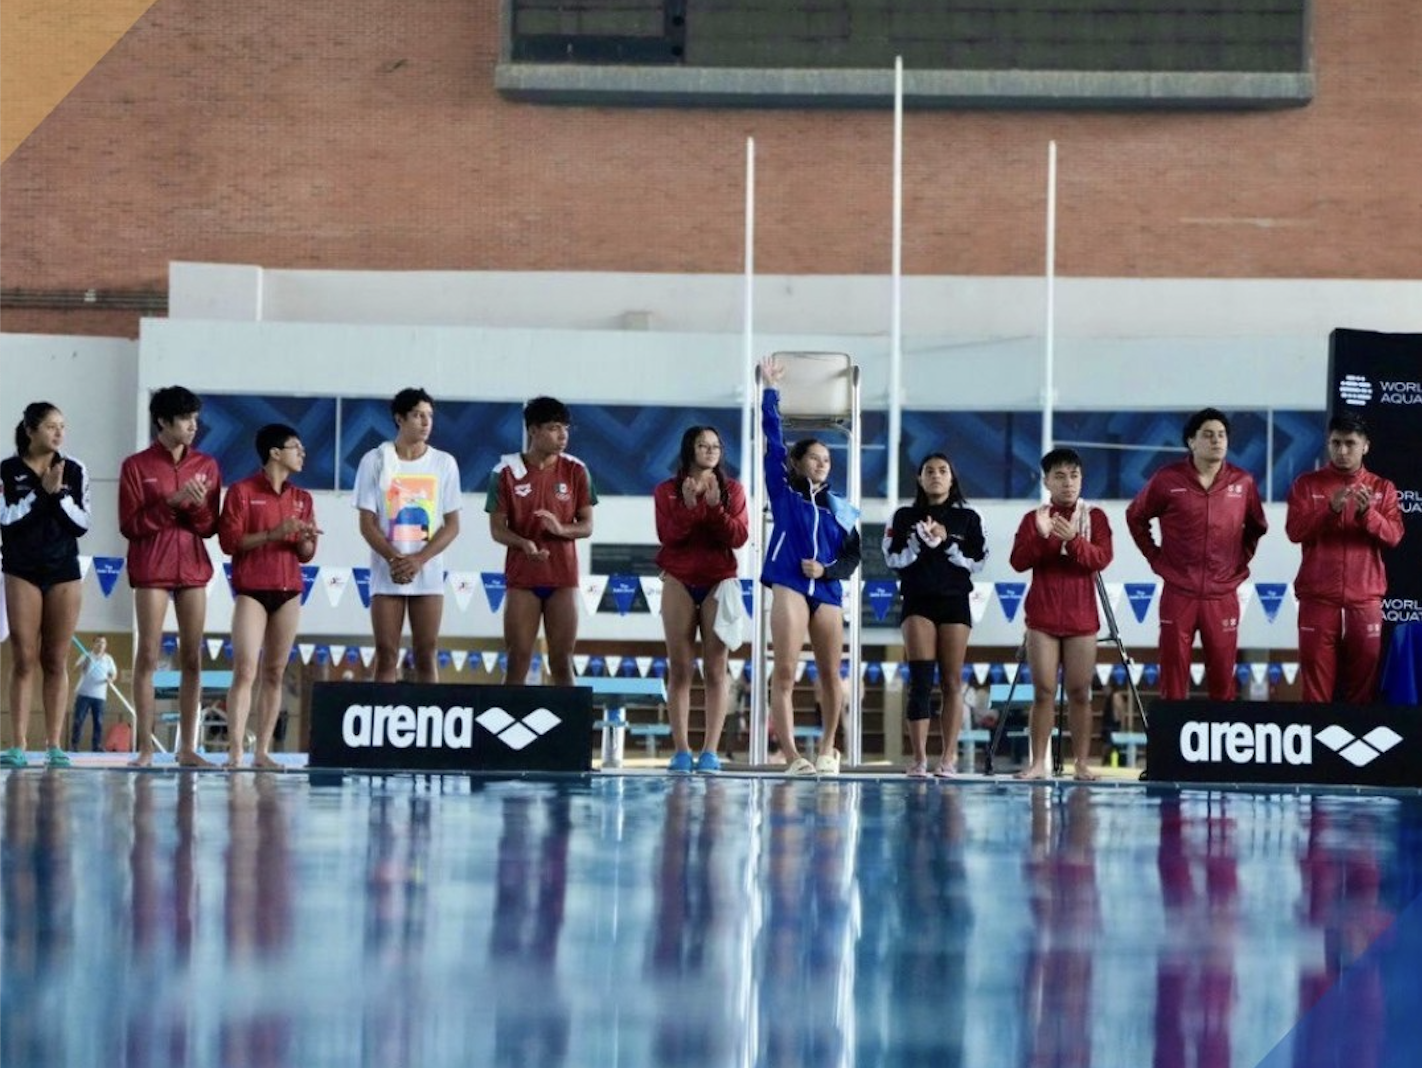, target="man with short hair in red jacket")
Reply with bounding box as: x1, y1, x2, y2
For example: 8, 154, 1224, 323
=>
119, 385, 221, 767
1285, 413, 1403, 703
1126, 408, 1268, 701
